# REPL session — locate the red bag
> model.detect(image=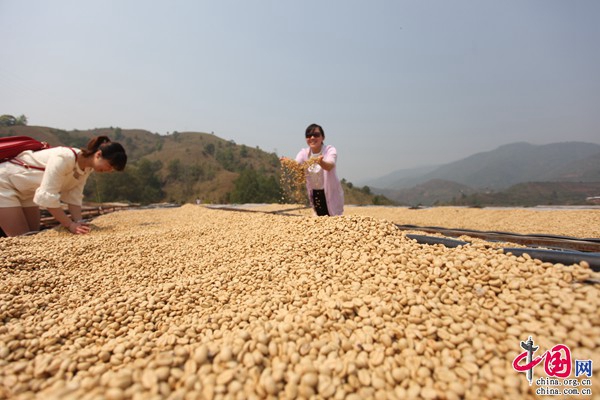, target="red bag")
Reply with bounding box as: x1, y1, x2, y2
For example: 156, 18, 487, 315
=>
0, 136, 50, 163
